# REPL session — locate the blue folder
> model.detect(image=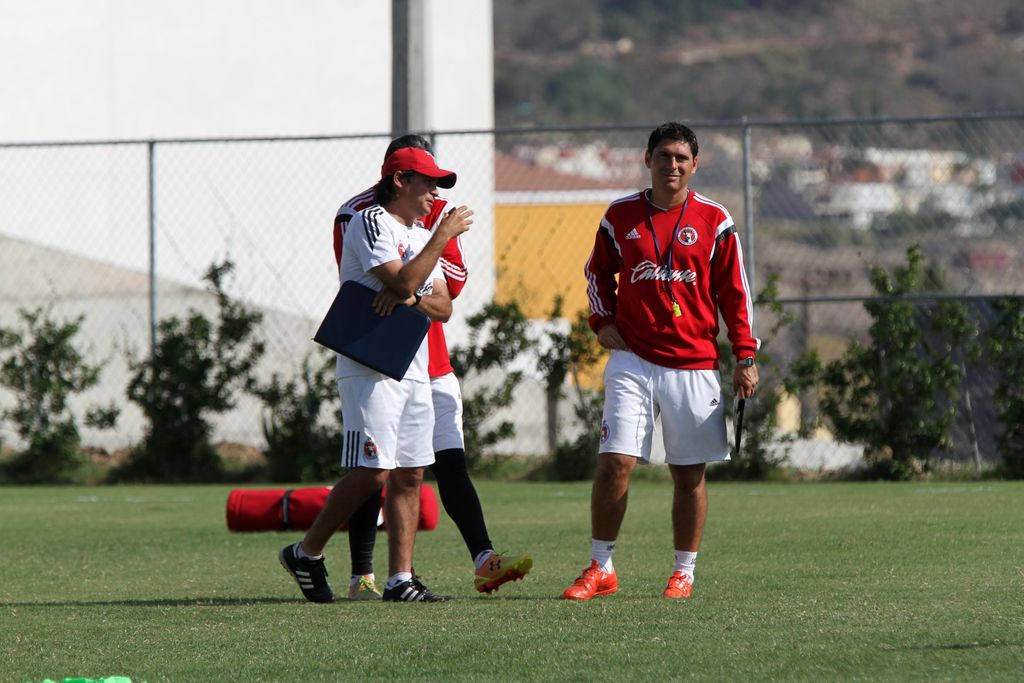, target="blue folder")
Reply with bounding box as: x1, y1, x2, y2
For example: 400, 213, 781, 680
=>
313, 280, 431, 381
